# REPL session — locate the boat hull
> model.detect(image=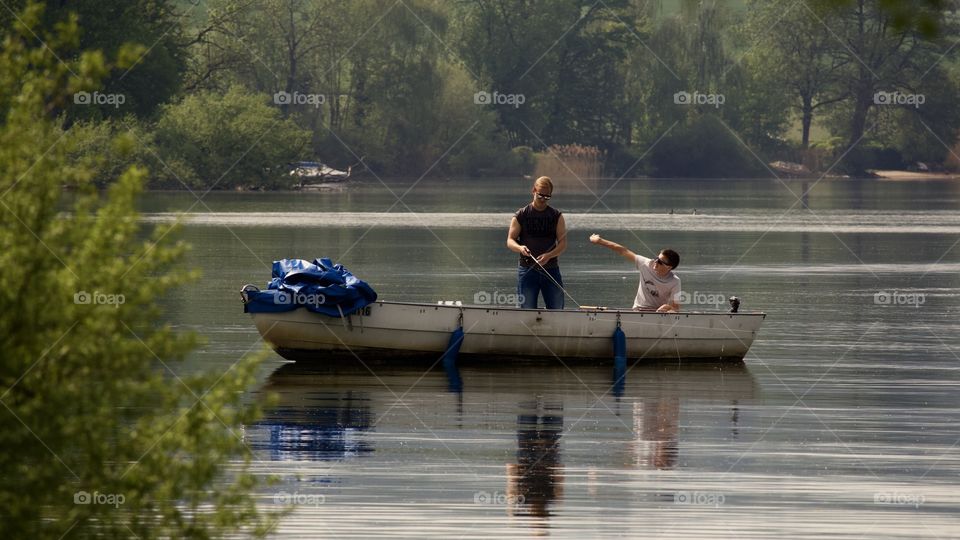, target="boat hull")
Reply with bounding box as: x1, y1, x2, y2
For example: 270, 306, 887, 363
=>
250, 301, 765, 361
